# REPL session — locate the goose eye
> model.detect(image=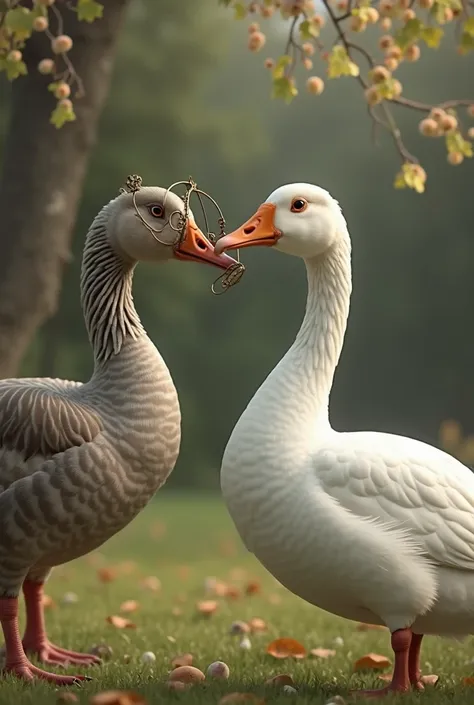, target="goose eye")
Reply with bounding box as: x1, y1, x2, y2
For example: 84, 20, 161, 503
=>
149, 204, 164, 218
291, 198, 308, 213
